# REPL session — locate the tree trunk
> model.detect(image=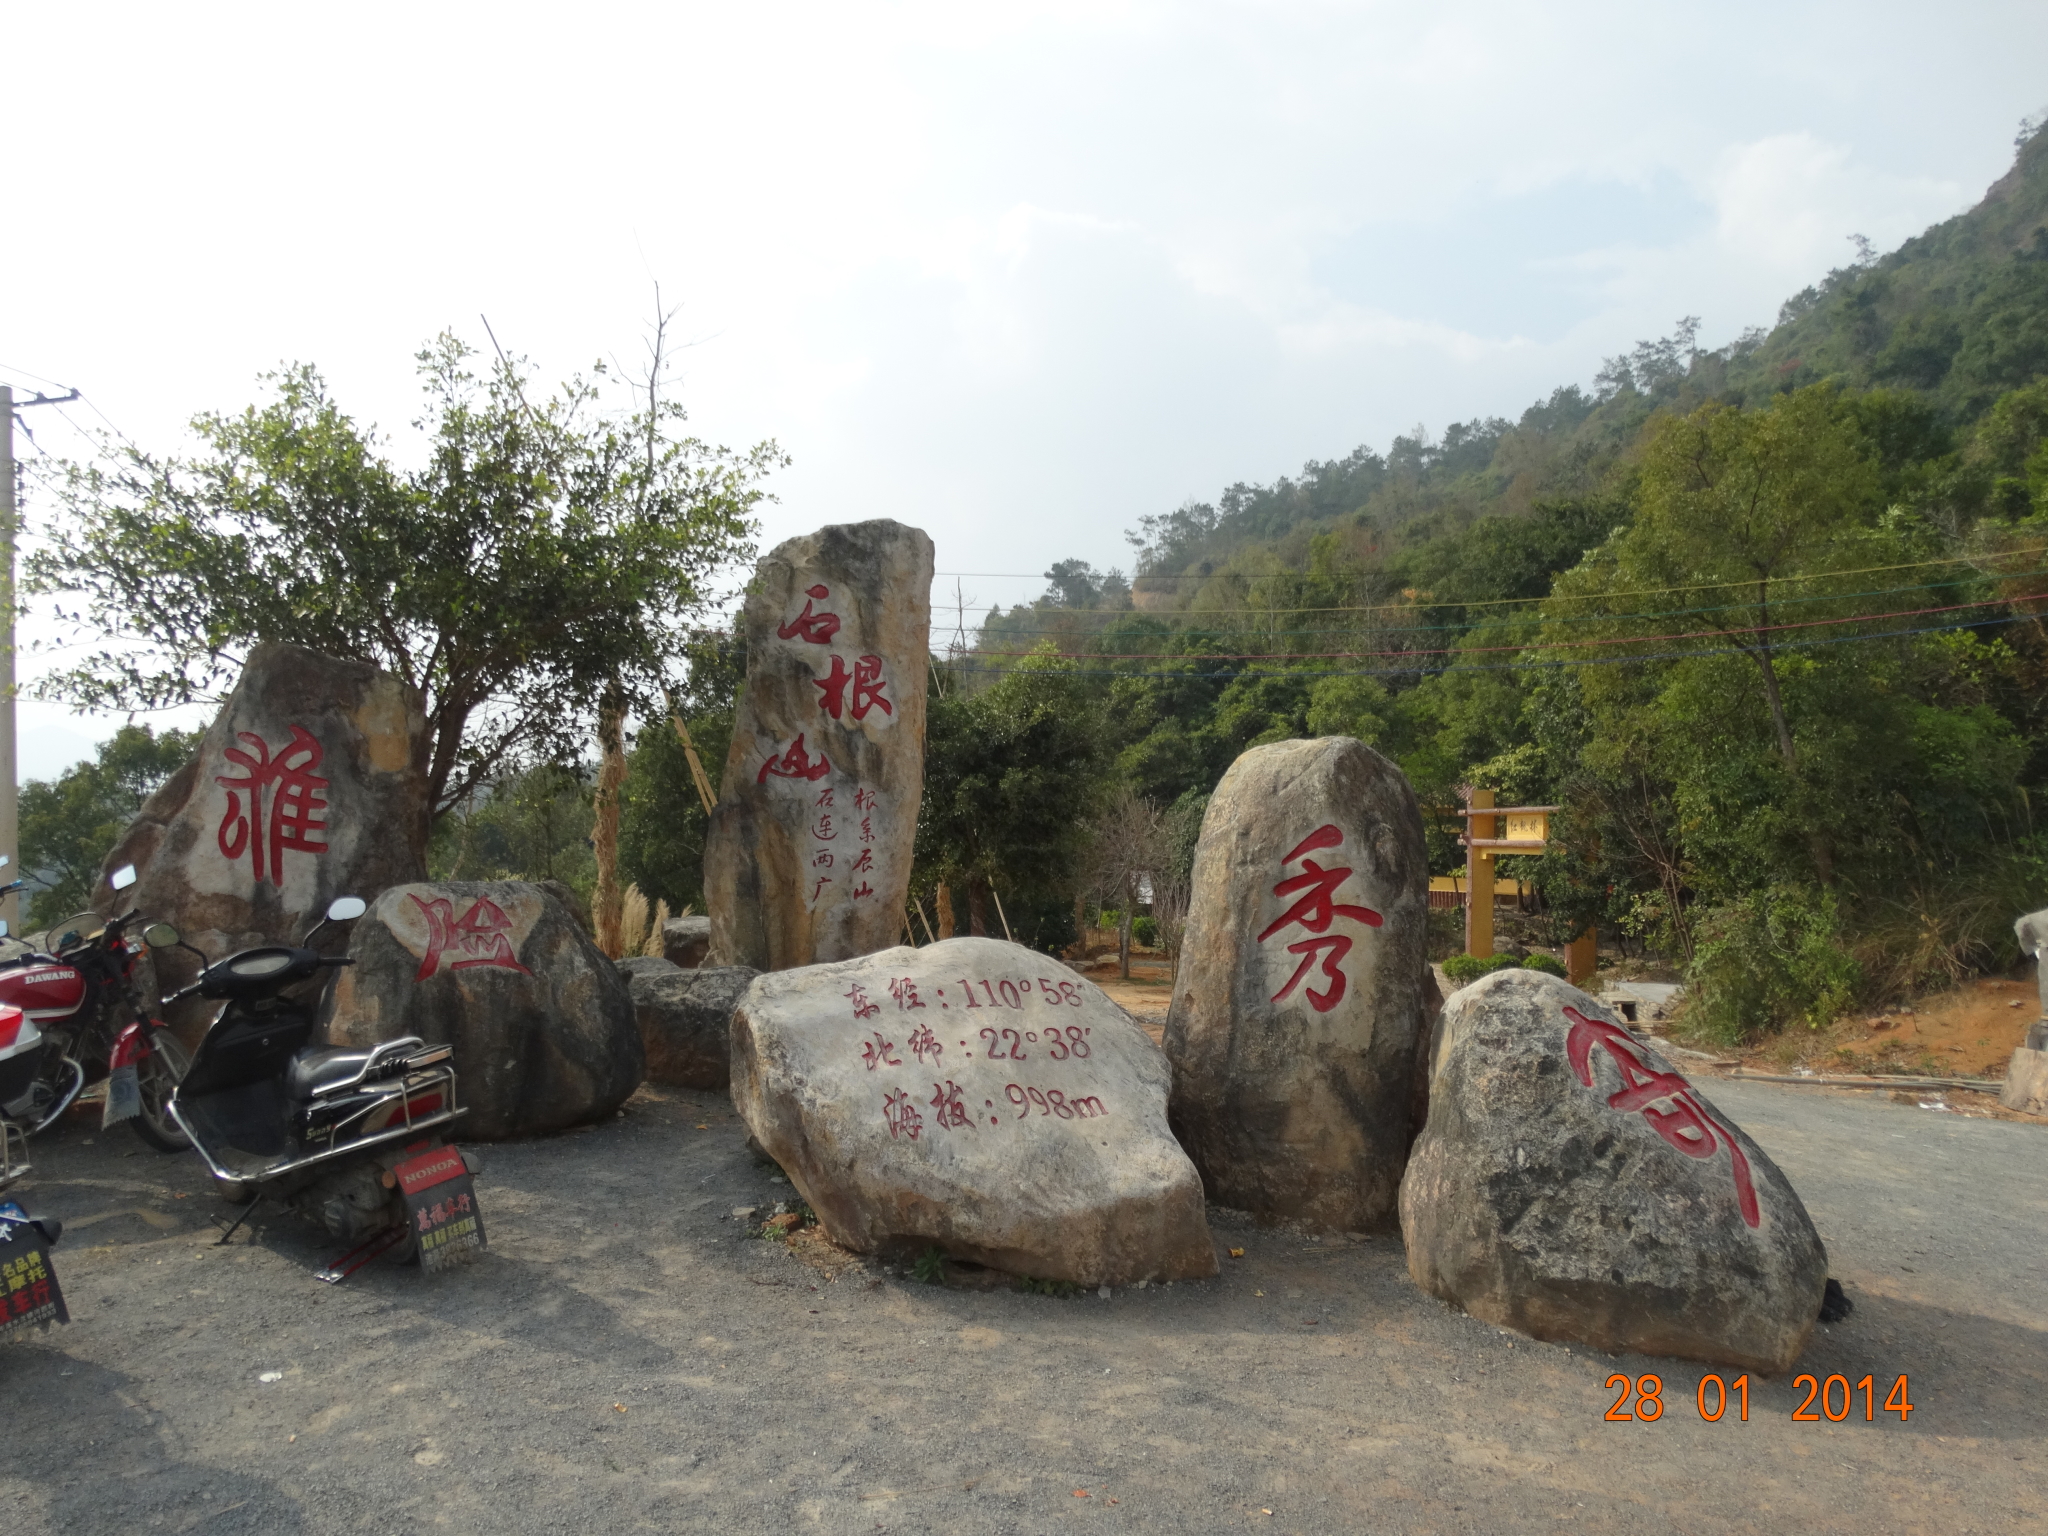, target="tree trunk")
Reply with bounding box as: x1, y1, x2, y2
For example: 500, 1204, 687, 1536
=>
966, 877, 988, 937
592, 686, 627, 958
936, 883, 956, 939
1118, 874, 1134, 980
